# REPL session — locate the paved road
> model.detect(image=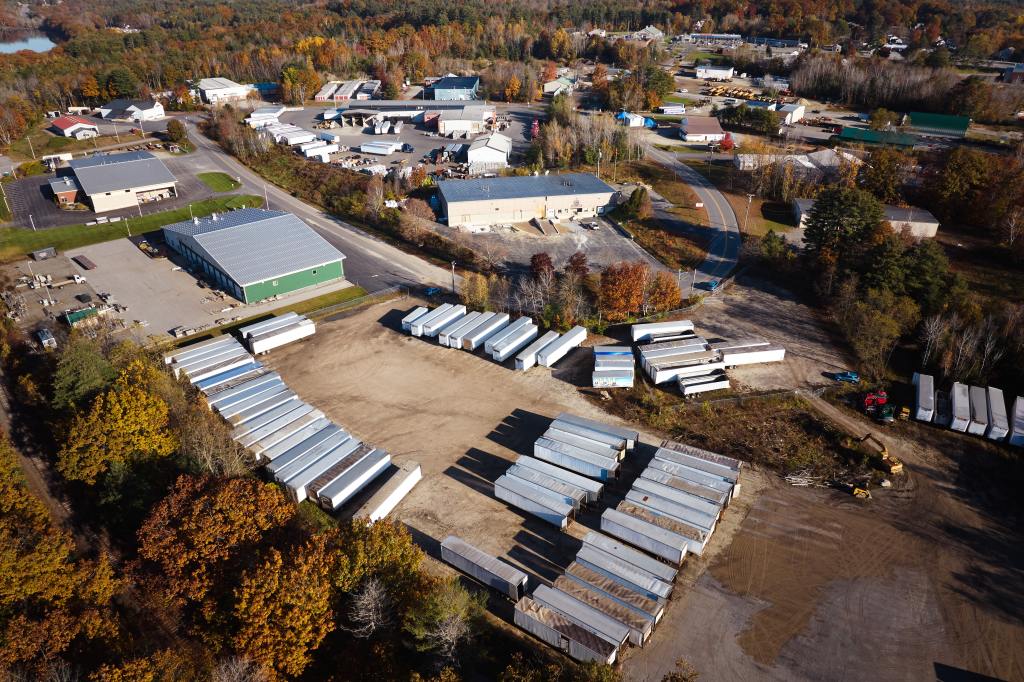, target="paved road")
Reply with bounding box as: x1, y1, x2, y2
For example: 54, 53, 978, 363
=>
644, 142, 740, 285
183, 119, 456, 294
